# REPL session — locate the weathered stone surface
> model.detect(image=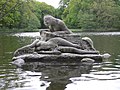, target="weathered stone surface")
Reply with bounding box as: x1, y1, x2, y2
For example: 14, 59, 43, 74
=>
12, 33, 105, 65
12, 16, 111, 66
13, 53, 103, 63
